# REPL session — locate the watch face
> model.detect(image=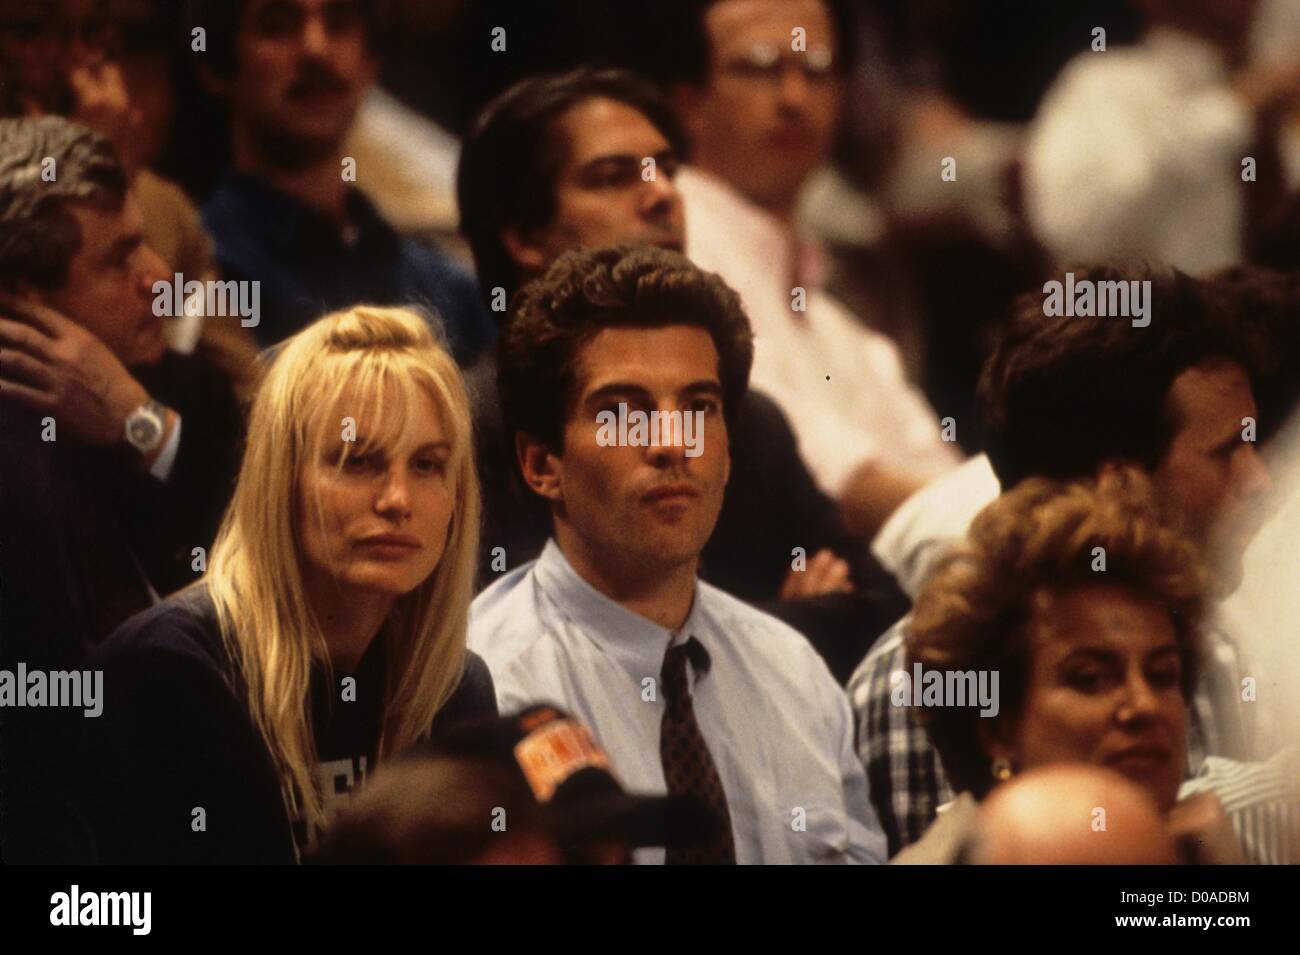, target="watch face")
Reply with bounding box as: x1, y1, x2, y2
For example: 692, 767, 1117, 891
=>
128, 418, 159, 445
126, 404, 164, 451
